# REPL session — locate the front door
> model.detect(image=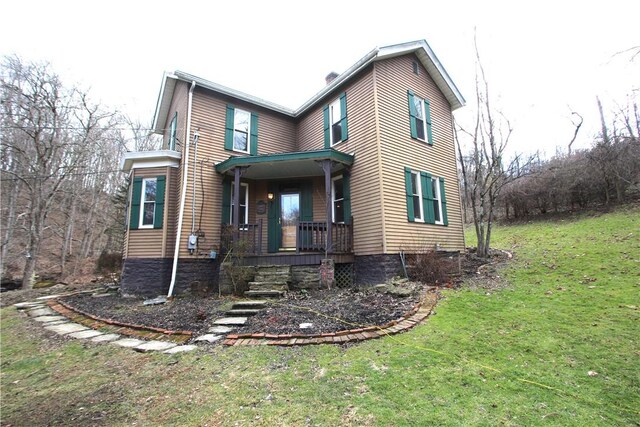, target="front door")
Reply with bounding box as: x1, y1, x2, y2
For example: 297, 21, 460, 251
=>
280, 193, 299, 250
